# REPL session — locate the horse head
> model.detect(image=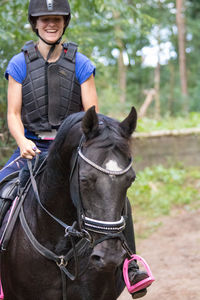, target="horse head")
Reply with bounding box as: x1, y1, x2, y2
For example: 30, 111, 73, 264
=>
75, 106, 137, 271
